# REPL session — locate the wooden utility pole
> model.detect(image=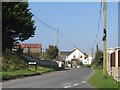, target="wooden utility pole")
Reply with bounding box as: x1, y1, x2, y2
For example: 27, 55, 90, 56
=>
103, 0, 107, 78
